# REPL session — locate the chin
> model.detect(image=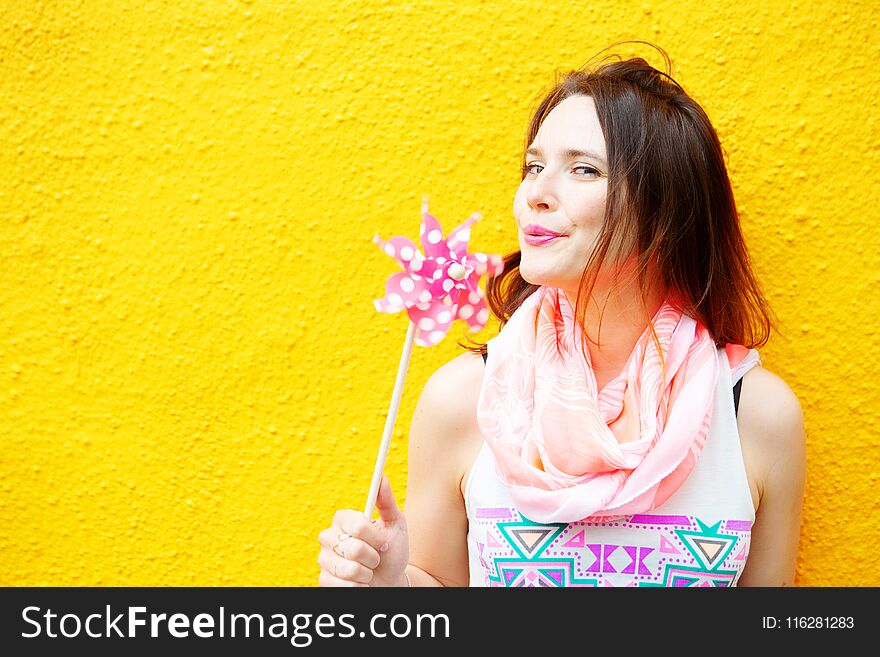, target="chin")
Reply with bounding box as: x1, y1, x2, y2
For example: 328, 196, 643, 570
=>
516, 262, 537, 284
520, 265, 577, 292
518, 268, 553, 288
